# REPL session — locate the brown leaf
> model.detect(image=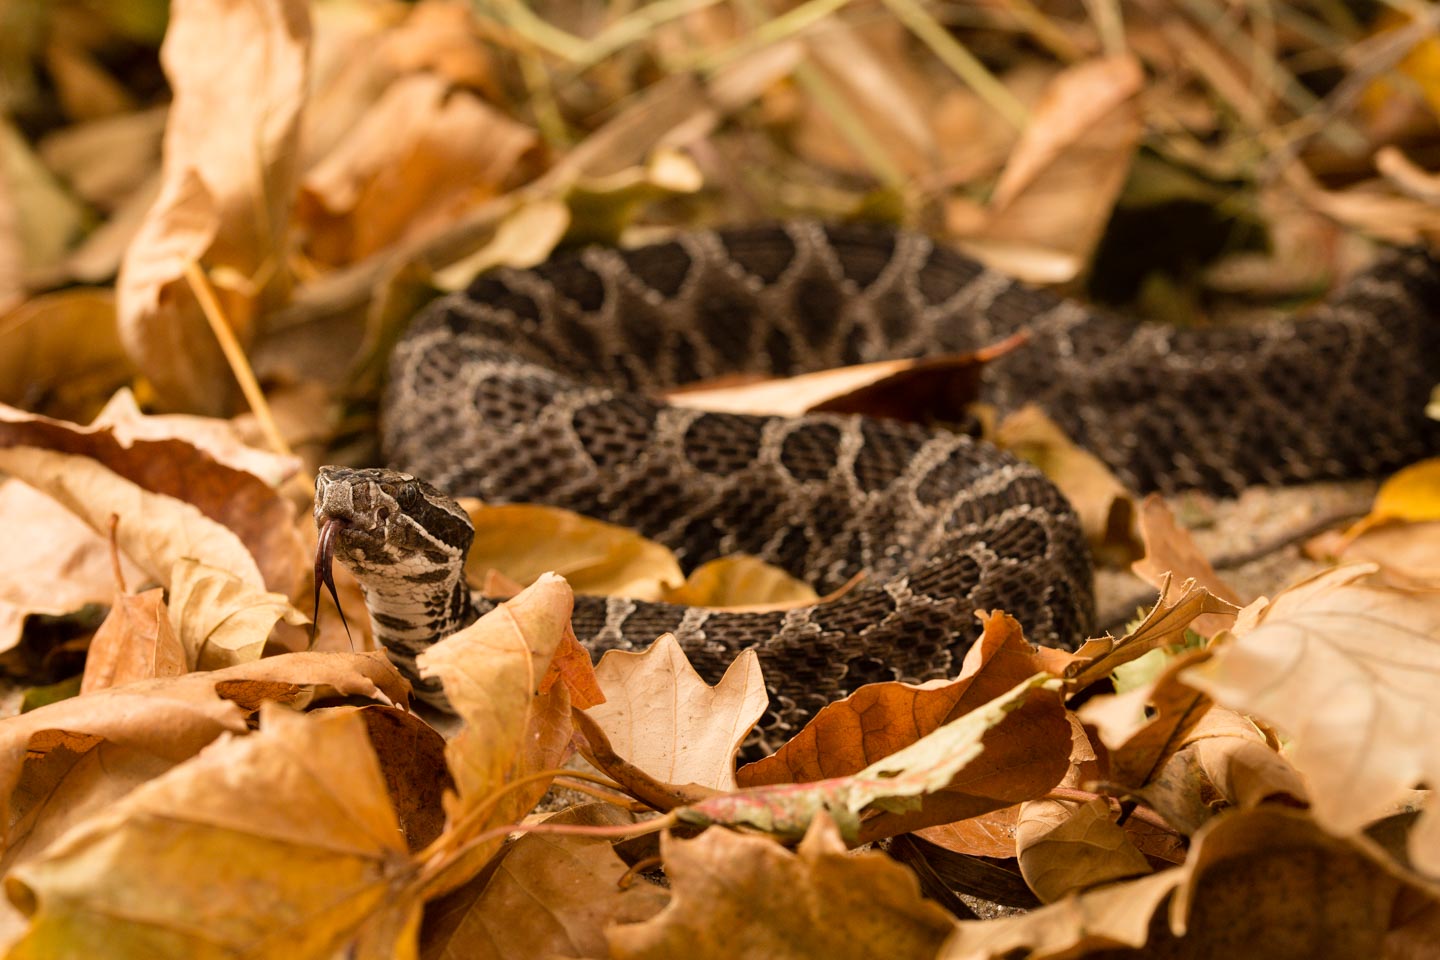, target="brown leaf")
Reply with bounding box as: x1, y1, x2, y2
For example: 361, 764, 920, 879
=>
607, 813, 955, 960
79, 588, 186, 694
915, 807, 1019, 860
740, 610, 1053, 787
1015, 797, 1152, 903
166, 559, 309, 670
463, 503, 684, 601
0, 291, 132, 422
117, 0, 310, 412
352, 705, 451, 854
4, 705, 418, 959
1182, 564, 1440, 871
584, 634, 767, 793
0, 401, 304, 595
421, 804, 667, 960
